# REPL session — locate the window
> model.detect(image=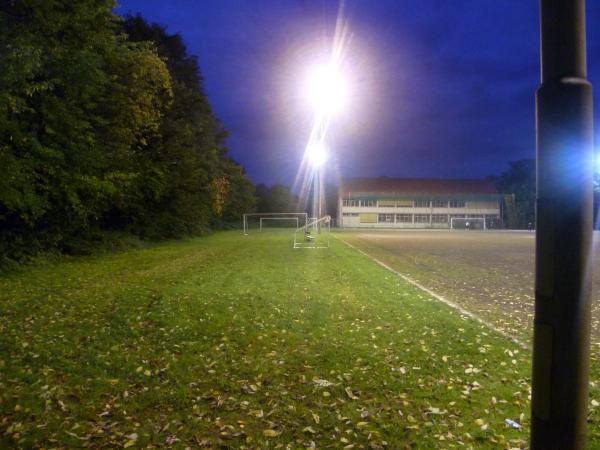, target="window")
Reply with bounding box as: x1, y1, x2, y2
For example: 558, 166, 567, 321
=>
415, 200, 430, 208
449, 200, 466, 208
343, 200, 348, 207
467, 214, 484, 218
432, 200, 447, 208
342, 212, 359, 217
363, 200, 376, 207
397, 199, 413, 207
432, 214, 448, 223
378, 213, 394, 223
414, 214, 430, 223
396, 214, 412, 223
378, 199, 396, 207
345, 200, 360, 207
